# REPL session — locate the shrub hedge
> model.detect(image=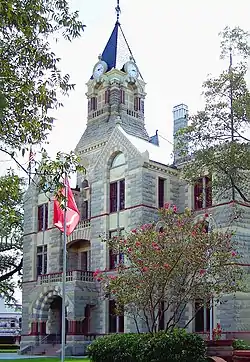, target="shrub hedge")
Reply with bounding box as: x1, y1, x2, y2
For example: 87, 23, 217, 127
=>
87, 329, 206, 362
0, 344, 19, 350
